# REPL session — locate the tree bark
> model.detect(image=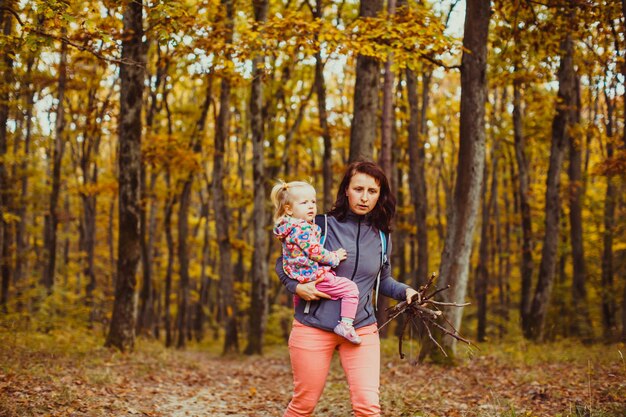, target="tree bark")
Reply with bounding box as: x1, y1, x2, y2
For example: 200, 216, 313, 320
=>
164, 171, 176, 348
601, 86, 618, 340
527, 32, 576, 341
0, 1, 15, 309
312, 0, 334, 211
176, 79, 211, 349
41, 30, 68, 292
475, 137, 499, 343
379, 0, 396, 178
406, 68, 430, 291
568, 77, 593, 339
245, 0, 269, 355
138, 46, 166, 337
212, 0, 239, 355
105, 0, 145, 351
348, 0, 383, 163
513, 76, 535, 335
433, 0, 490, 357
14, 55, 35, 288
